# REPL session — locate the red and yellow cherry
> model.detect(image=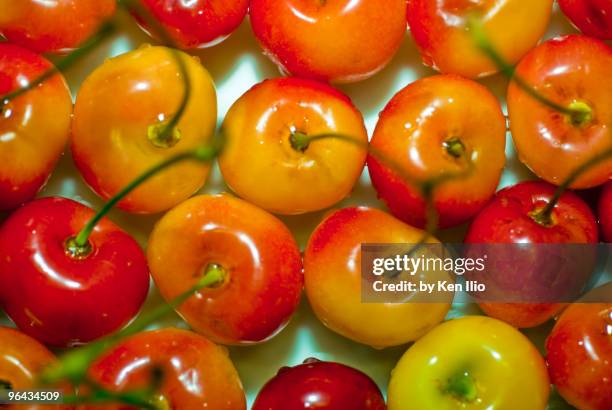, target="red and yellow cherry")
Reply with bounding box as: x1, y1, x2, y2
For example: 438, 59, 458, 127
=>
134, 0, 249, 49
0, 197, 150, 347
0, 0, 115, 54
599, 181, 612, 242
83, 328, 246, 410
219, 77, 367, 215
147, 194, 303, 345
252, 358, 385, 410
465, 181, 599, 328
508, 35, 612, 189
304, 207, 451, 348
559, 0, 612, 40
71, 45, 217, 214
249, 0, 407, 83
387, 316, 550, 410
0, 327, 73, 410
406, 0, 553, 78
0, 44, 72, 211
368, 74, 506, 229
546, 303, 611, 410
